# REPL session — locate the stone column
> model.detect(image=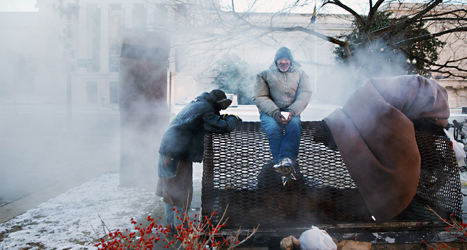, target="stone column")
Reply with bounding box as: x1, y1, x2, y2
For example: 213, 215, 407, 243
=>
119, 30, 171, 188
122, 4, 133, 29
98, 3, 110, 72
78, 3, 87, 72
